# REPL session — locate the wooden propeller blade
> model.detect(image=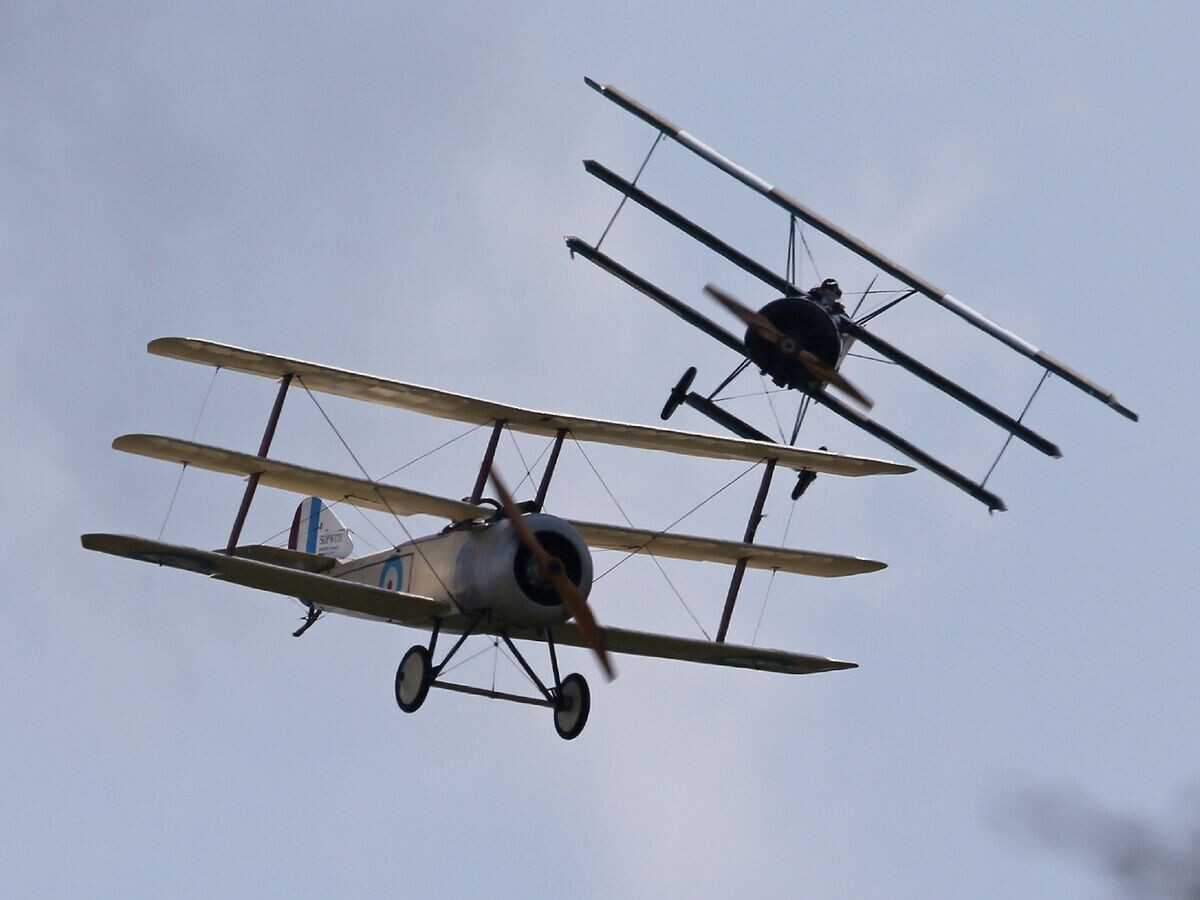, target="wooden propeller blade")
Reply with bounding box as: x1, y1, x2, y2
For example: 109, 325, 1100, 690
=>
704, 283, 782, 339
705, 283, 873, 410
490, 472, 614, 680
